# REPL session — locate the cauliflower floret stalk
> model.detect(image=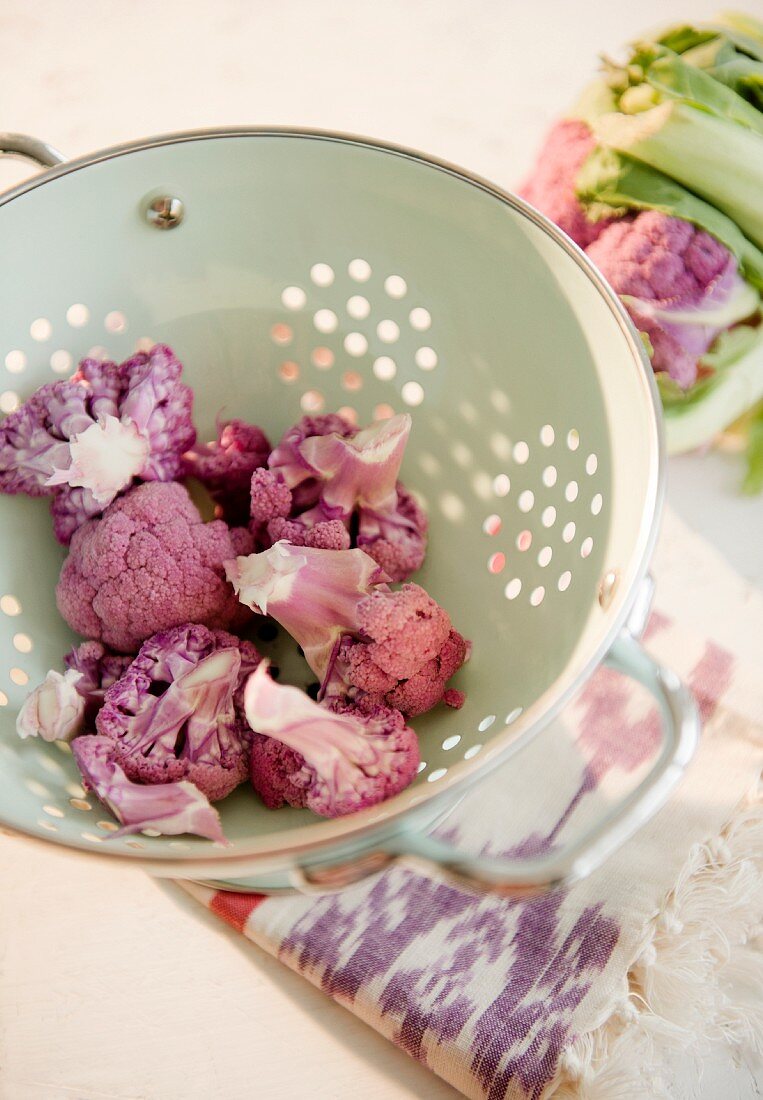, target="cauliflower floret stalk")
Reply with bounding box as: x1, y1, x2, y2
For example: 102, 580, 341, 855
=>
16, 669, 86, 743
15, 640, 132, 742
251, 413, 427, 579
95, 624, 260, 803
0, 344, 196, 544
244, 662, 420, 816
72, 735, 226, 842
56, 481, 254, 652
227, 540, 386, 677
183, 418, 270, 525
226, 542, 468, 717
